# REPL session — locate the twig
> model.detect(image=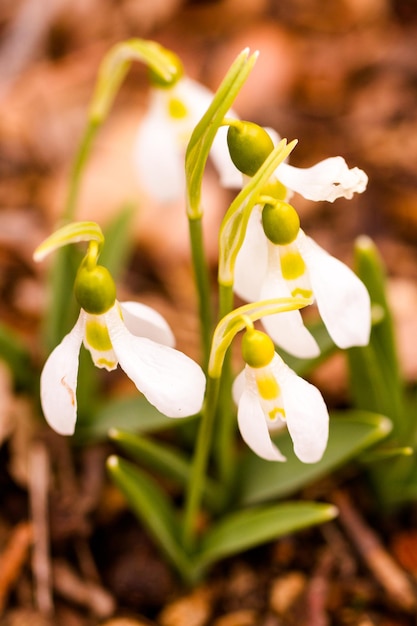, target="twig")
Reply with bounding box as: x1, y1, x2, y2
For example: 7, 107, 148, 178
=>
0, 521, 33, 615
303, 548, 334, 626
29, 440, 54, 615
332, 490, 416, 612
52, 559, 115, 618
